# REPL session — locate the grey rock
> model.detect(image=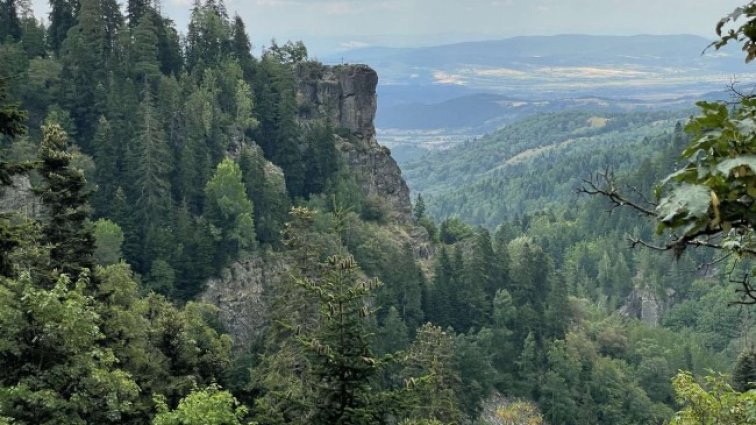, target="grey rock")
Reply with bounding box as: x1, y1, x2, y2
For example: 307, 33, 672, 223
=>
295, 62, 413, 223
0, 175, 41, 217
